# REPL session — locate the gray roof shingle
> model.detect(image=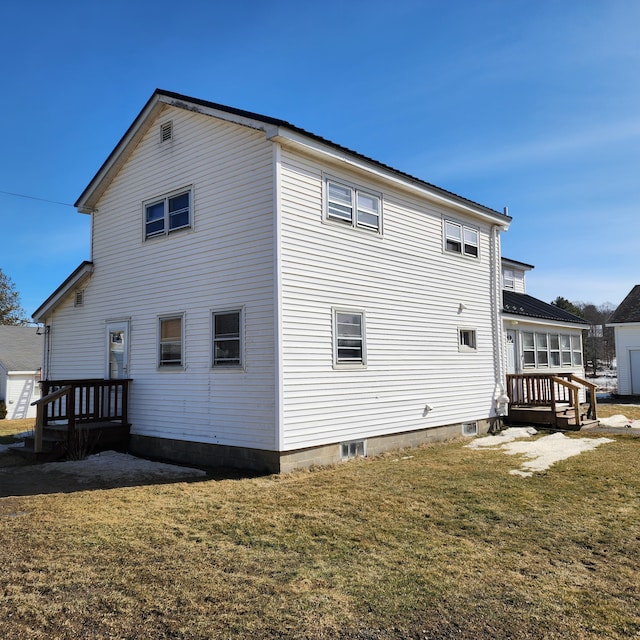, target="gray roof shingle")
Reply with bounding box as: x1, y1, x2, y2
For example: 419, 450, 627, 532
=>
608, 285, 640, 323
0, 326, 43, 371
